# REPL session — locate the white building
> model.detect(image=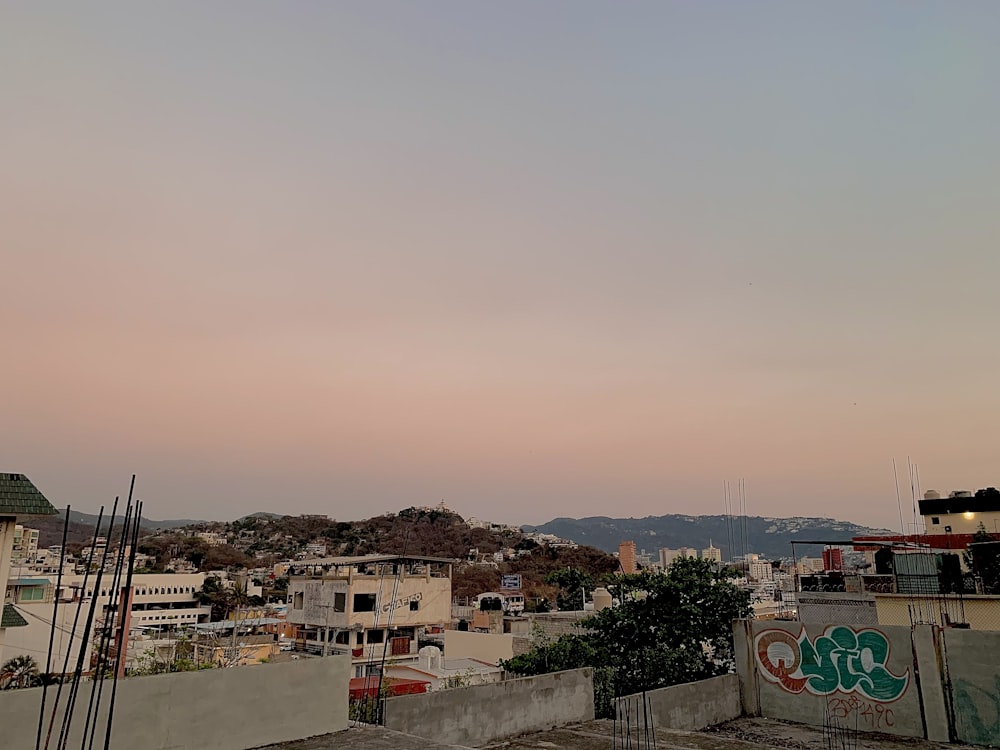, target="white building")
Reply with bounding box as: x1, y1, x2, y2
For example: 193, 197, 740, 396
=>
701, 542, 722, 564
749, 559, 774, 582
384, 646, 503, 691
11, 525, 40, 563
